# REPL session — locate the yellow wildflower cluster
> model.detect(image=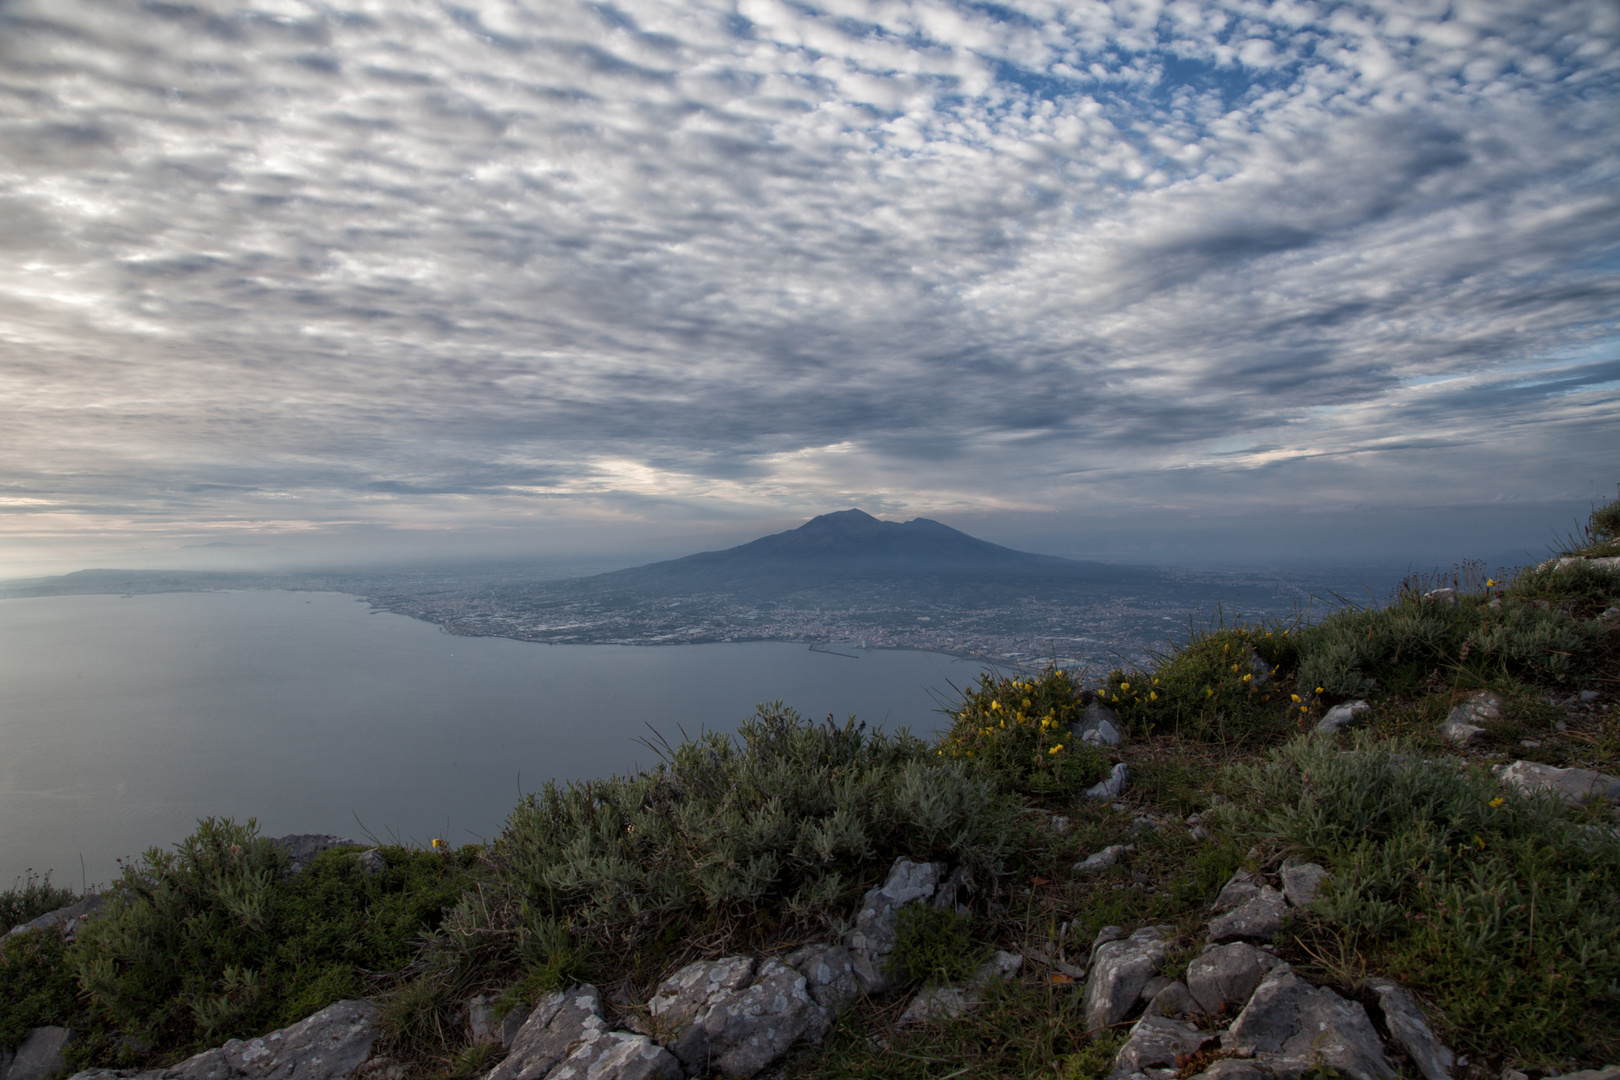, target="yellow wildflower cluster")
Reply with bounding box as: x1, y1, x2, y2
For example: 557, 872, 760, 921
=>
939, 667, 1096, 793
